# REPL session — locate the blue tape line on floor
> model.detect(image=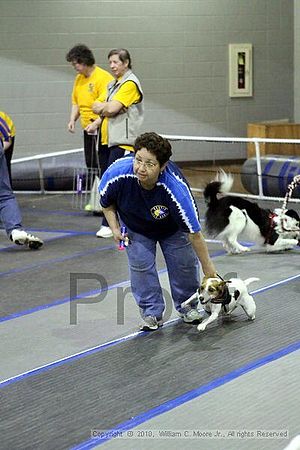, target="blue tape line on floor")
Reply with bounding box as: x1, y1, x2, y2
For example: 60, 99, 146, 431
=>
71, 341, 300, 449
